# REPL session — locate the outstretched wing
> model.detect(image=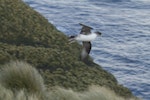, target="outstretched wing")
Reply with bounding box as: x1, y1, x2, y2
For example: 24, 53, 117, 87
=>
81, 42, 91, 61
79, 23, 93, 35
